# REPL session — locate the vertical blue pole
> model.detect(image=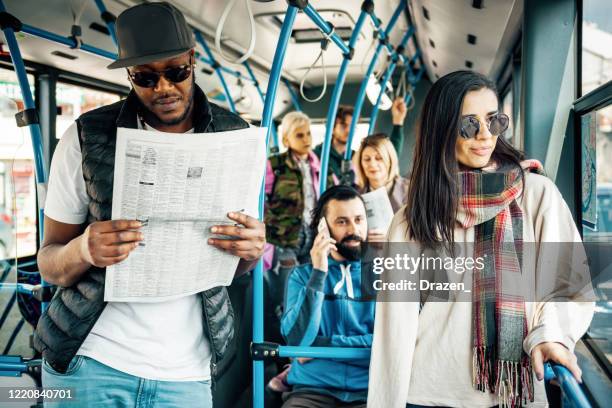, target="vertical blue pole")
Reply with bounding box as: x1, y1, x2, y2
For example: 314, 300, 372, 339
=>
411, 48, 421, 64
366, 23, 413, 136
243, 61, 265, 102
302, 5, 351, 54
383, 0, 407, 38
404, 81, 413, 105
318, 10, 368, 192
415, 66, 424, 82
254, 6, 298, 408
282, 78, 302, 112
18, 24, 116, 59
406, 64, 425, 94
243, 61, 279, 150
344, 43, 384, 161
93, 0, 118, 46
194, 30, 237, 113
0, 0, 49, 311
367, 61, 396, 135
